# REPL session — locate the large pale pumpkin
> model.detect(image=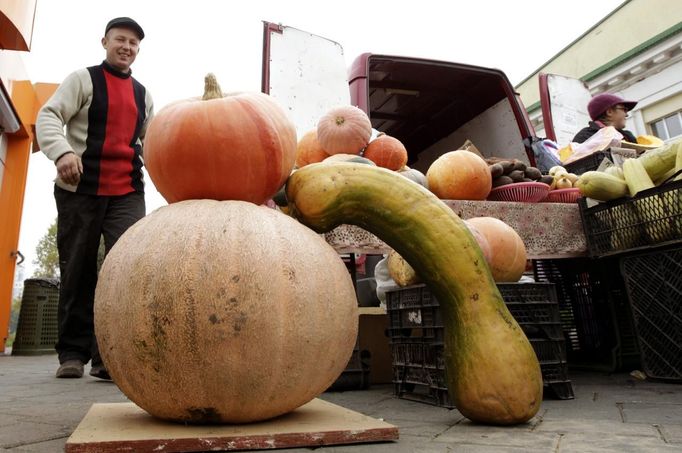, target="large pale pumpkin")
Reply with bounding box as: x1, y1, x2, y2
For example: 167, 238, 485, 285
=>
317, 105, 372, 155
465, 217, 527, 282
94, 200, 358, 424
363, 134, 408, 170
144, 74, 297, 205
295, 129, 329, 168
426, 151, 492, 200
